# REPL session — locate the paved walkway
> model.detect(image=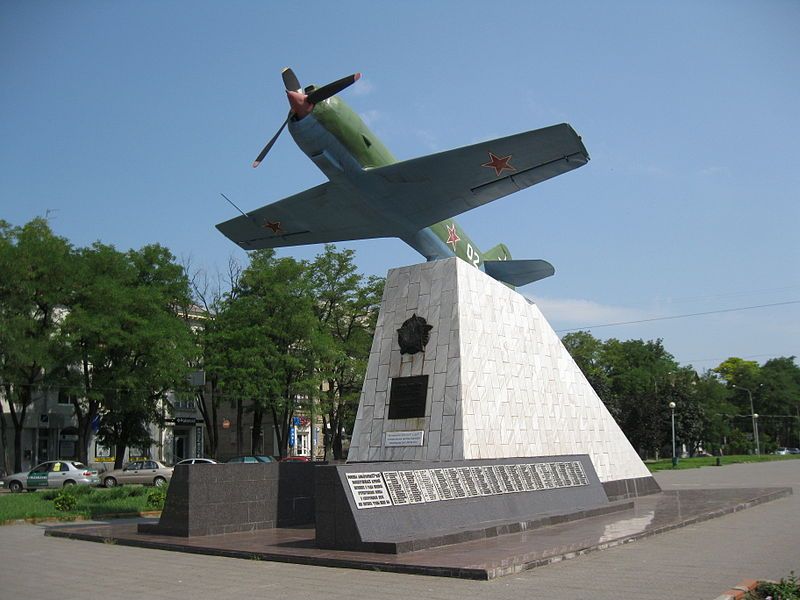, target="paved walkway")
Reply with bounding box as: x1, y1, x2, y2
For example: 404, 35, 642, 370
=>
1, 460, 798, 600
